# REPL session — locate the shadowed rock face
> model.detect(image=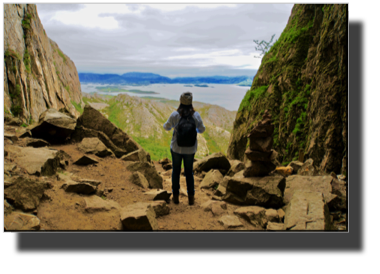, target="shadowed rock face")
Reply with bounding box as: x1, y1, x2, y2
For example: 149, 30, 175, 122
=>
4, 4, 82, 122
228, 4, 347, 175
